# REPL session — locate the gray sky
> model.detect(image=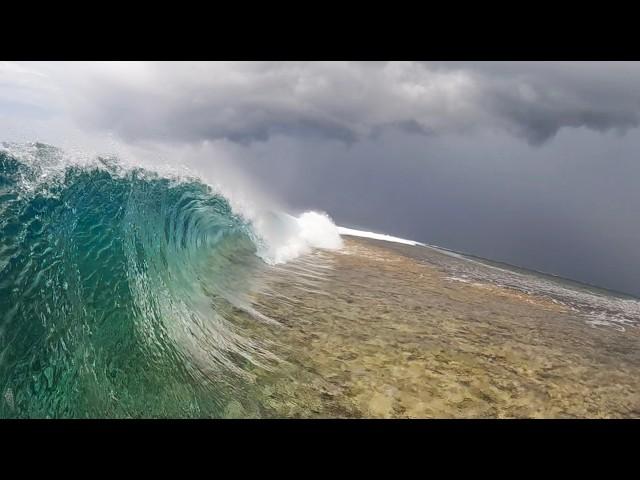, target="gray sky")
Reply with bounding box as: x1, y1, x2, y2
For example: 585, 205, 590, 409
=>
1, 61, 639, 296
